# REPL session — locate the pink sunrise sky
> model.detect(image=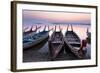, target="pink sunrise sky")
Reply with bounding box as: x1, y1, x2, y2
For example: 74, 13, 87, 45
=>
23, 10, 91, 25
